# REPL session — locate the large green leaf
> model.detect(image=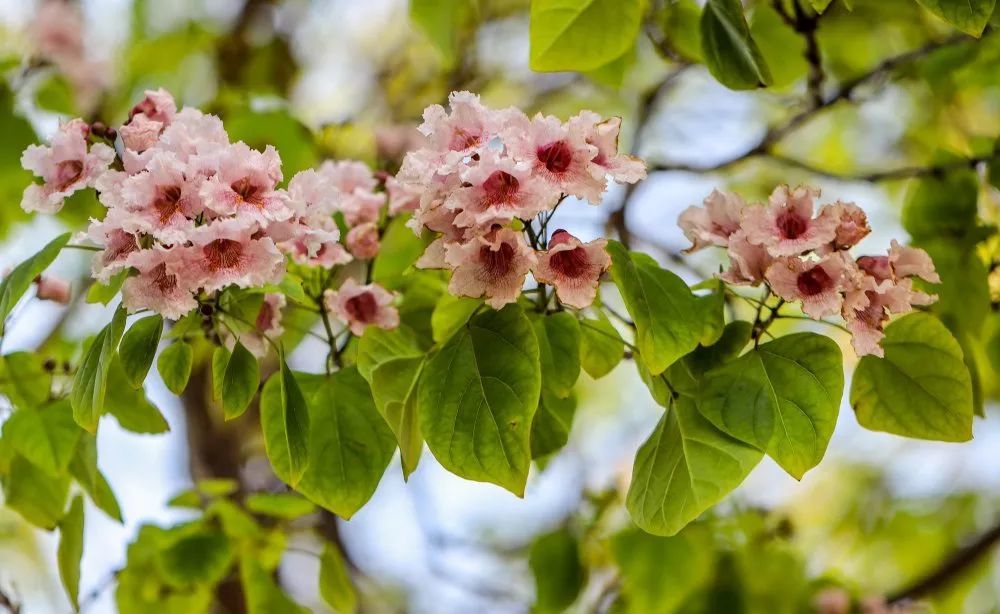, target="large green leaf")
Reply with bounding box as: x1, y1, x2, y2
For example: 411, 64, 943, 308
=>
534, 312, 581, 399
915, 0, 995, 36
851, 312, 973, 441
431, 294, 481, 344
356, 325, 422, 382
529, 527, 586, 613
0, 351, 52, 408
2, 399, 81, 475
105, 358, 170, 434
529, 0, 643, 72
696, 333, 843, 479
371, 215, 430, 289
245, 493, 316, 519
57, 495, 85, 611
159, 530, 233, 587
221, 341, 260, 420
530, 391, 577, 459
902, 169, 979, 242
71, 305, 127, 432
578, 311, 623, 379
157, 341, 193, 395
3, 454, 70, 529
0, 232, 70, 334
418, 305, 541, 495
260, 359, 311, 487
295, 368, 395, 517
118, 315, 163, 388
409, 0, 472, 68
607, 241, 704, 375
369, 356, 424, 479
700, 0, 773, 90
626, 397, 762, 536
319, 543, 358, 614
